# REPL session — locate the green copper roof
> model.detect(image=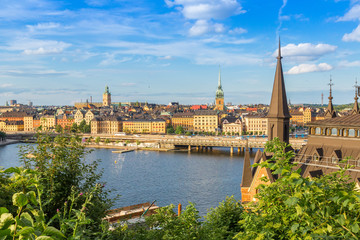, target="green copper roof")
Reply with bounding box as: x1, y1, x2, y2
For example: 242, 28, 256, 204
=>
104, 85, 110, 94
216, 67, 224, 98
